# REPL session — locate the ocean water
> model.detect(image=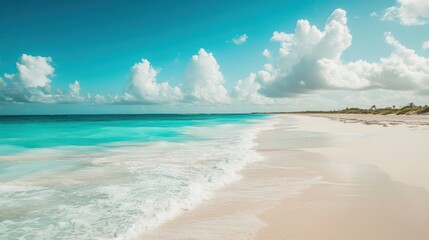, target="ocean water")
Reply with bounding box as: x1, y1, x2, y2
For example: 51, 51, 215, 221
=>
0, 114, 274, 239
